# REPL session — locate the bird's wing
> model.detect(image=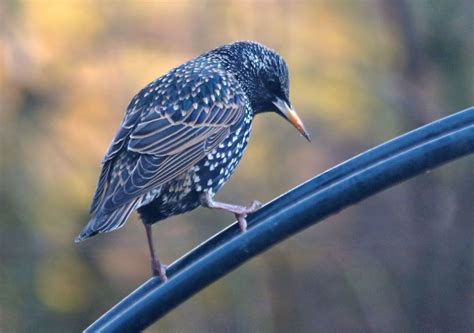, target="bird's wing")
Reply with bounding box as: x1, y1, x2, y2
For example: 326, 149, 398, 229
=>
89, 83, 156, 214
100, 66, 247, 212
